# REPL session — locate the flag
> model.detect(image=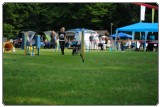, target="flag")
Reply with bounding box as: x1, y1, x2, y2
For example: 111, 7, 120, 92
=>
152, 8, 155, 23
140, 5, 146, 21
